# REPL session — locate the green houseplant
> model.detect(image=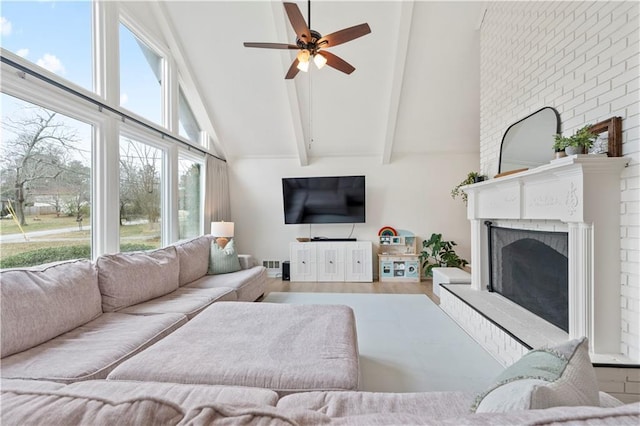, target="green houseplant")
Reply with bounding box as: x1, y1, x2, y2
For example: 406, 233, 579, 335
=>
553, 133, 569, 152
554, 125, 597, 155
451, 171, 484, 205
419, 233, 469, 278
